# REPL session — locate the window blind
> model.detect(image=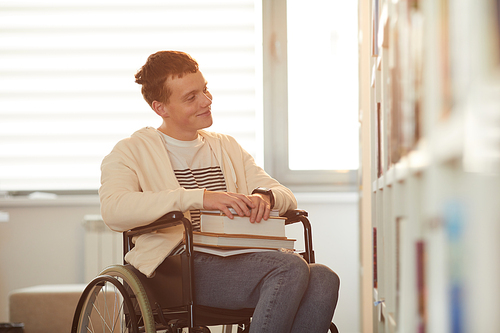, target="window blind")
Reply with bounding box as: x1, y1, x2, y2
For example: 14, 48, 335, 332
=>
0, 0, 258, 192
